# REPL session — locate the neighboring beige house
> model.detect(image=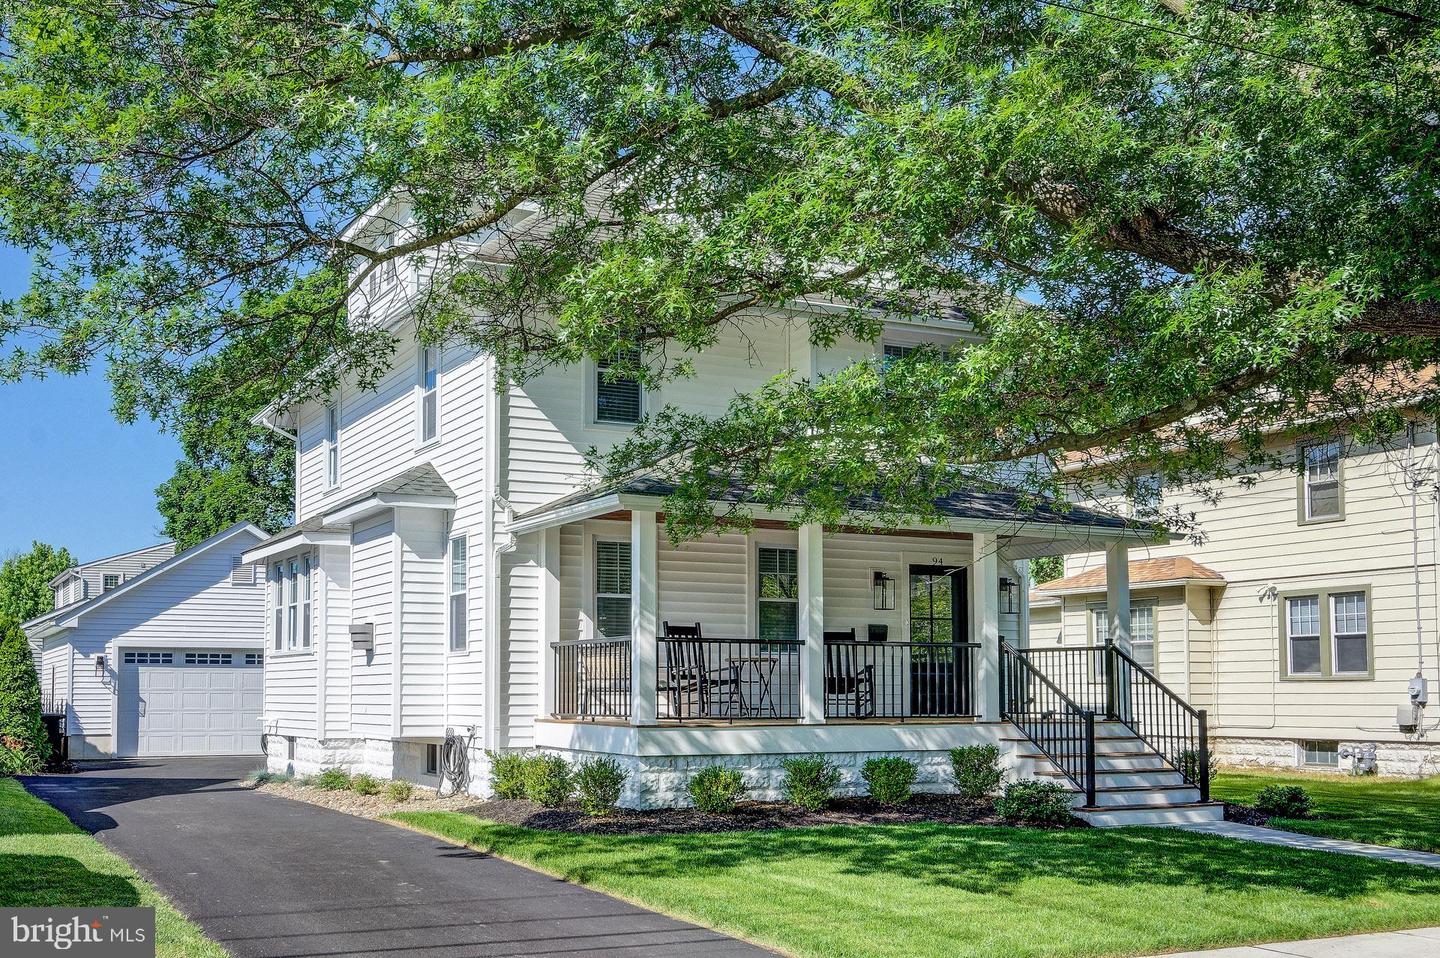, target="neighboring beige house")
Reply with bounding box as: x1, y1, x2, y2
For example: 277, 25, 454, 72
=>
1031, 426, 1440, 777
